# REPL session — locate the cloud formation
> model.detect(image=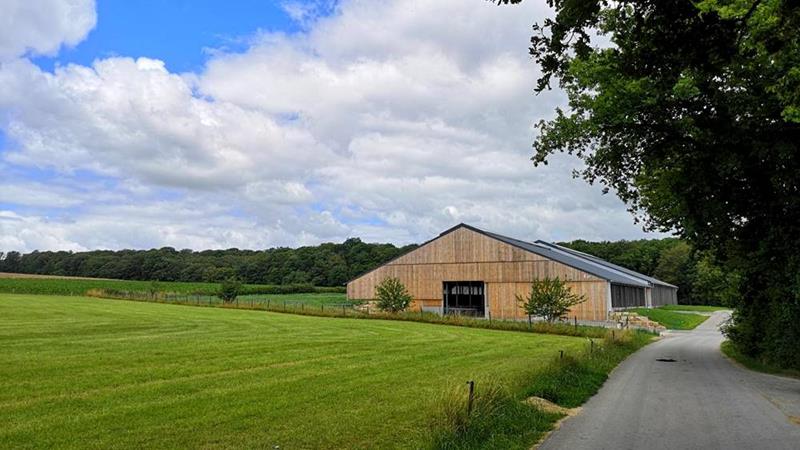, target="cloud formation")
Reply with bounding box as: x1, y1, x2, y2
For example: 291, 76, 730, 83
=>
0, 0, 661, 252
0, 0, 96, 59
